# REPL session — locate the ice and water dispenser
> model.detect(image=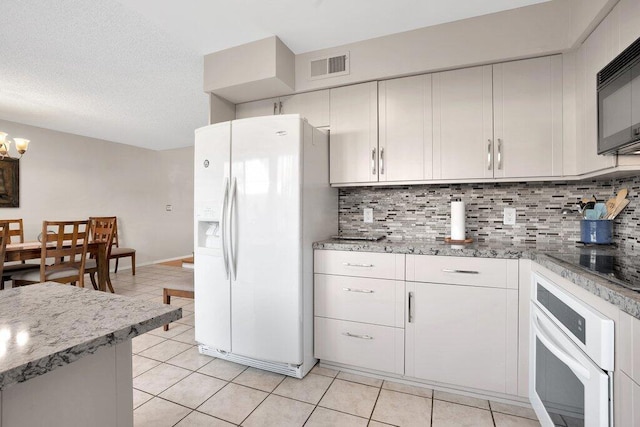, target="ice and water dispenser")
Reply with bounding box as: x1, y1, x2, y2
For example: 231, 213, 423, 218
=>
196, 206, 222, 251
